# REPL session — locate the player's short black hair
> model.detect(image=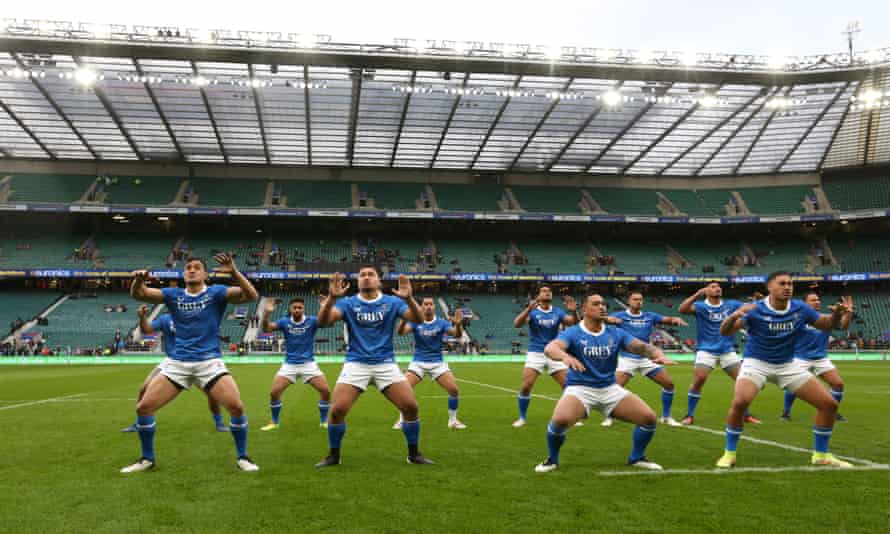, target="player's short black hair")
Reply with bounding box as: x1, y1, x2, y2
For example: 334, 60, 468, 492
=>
766, 271, 792, 284
289, 297, 305, 306
584, 294, 605, 306
420, 295, 435, 303
537, 284, 553, 293
357, 264, 381, 277
705, 280, 721, 287
184, 256, 207, 271
628, 289, 644, 299
802, 290, 820, 300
